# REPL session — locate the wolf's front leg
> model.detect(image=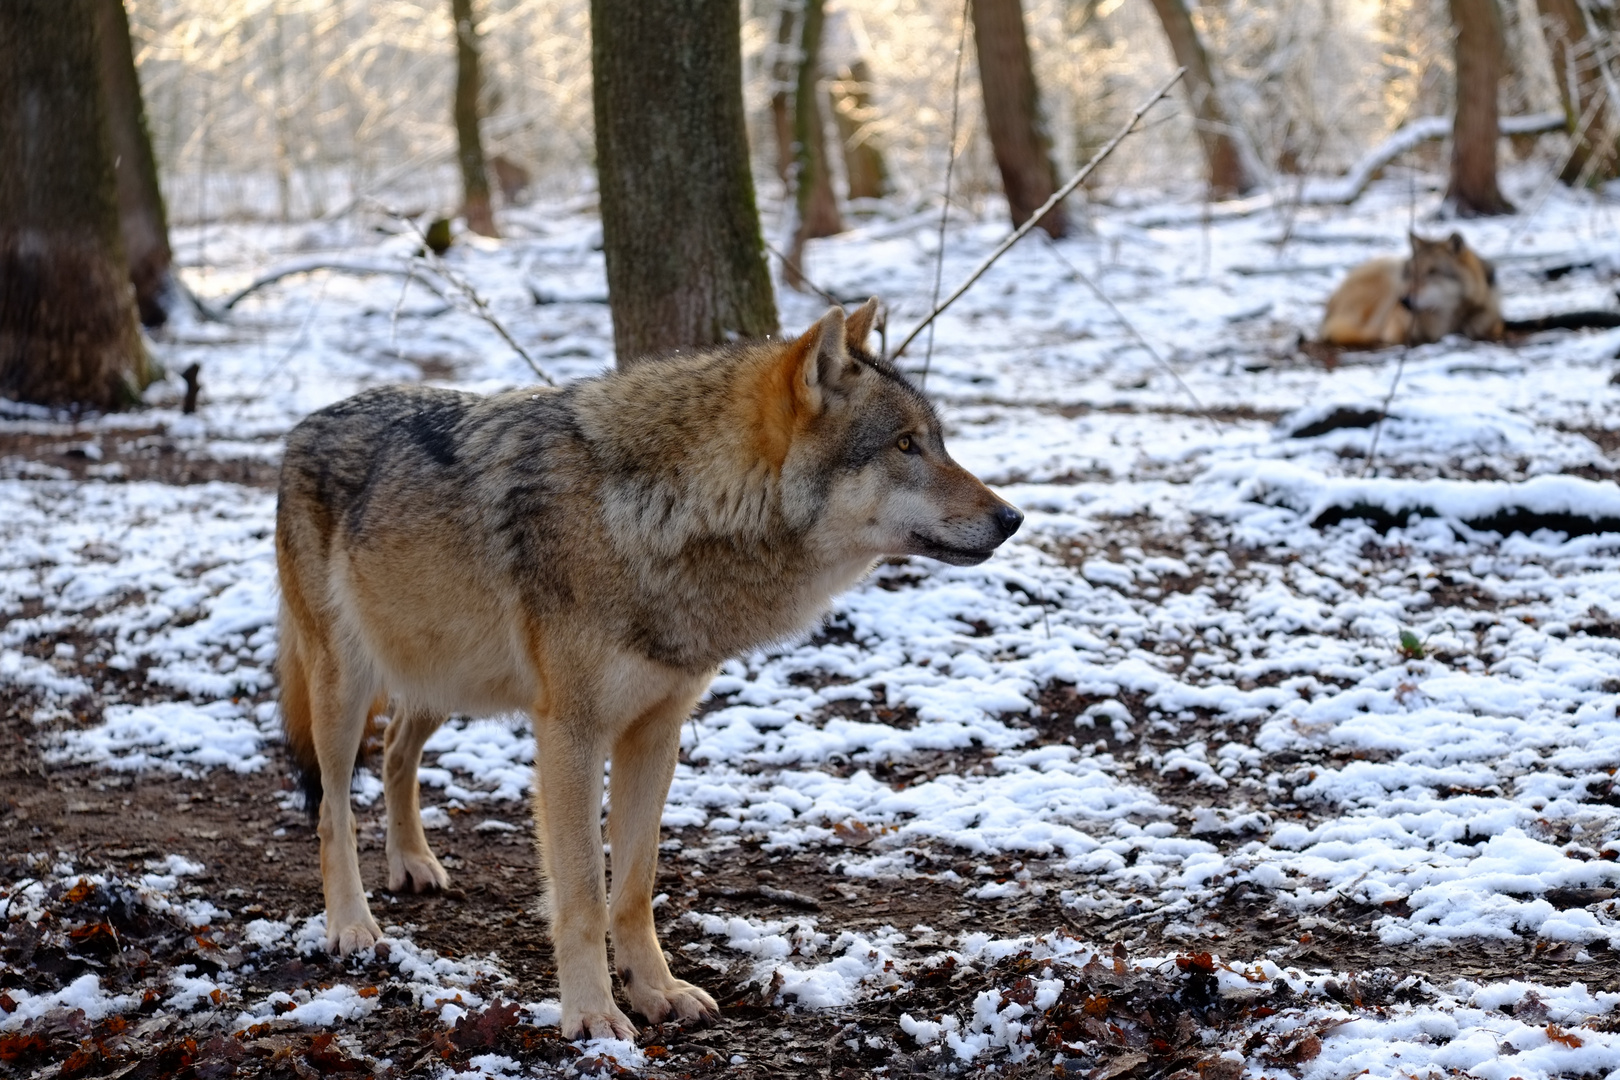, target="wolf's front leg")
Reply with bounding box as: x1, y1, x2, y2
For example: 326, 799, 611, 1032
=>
532, 714, 633, 1040
608, 687, 718, 1026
